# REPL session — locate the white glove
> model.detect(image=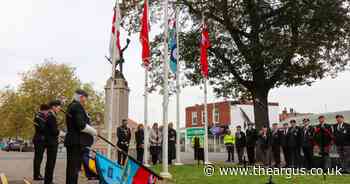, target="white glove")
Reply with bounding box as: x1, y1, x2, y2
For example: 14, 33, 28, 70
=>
59, 131, 66, 137
81, 124, 97, 136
